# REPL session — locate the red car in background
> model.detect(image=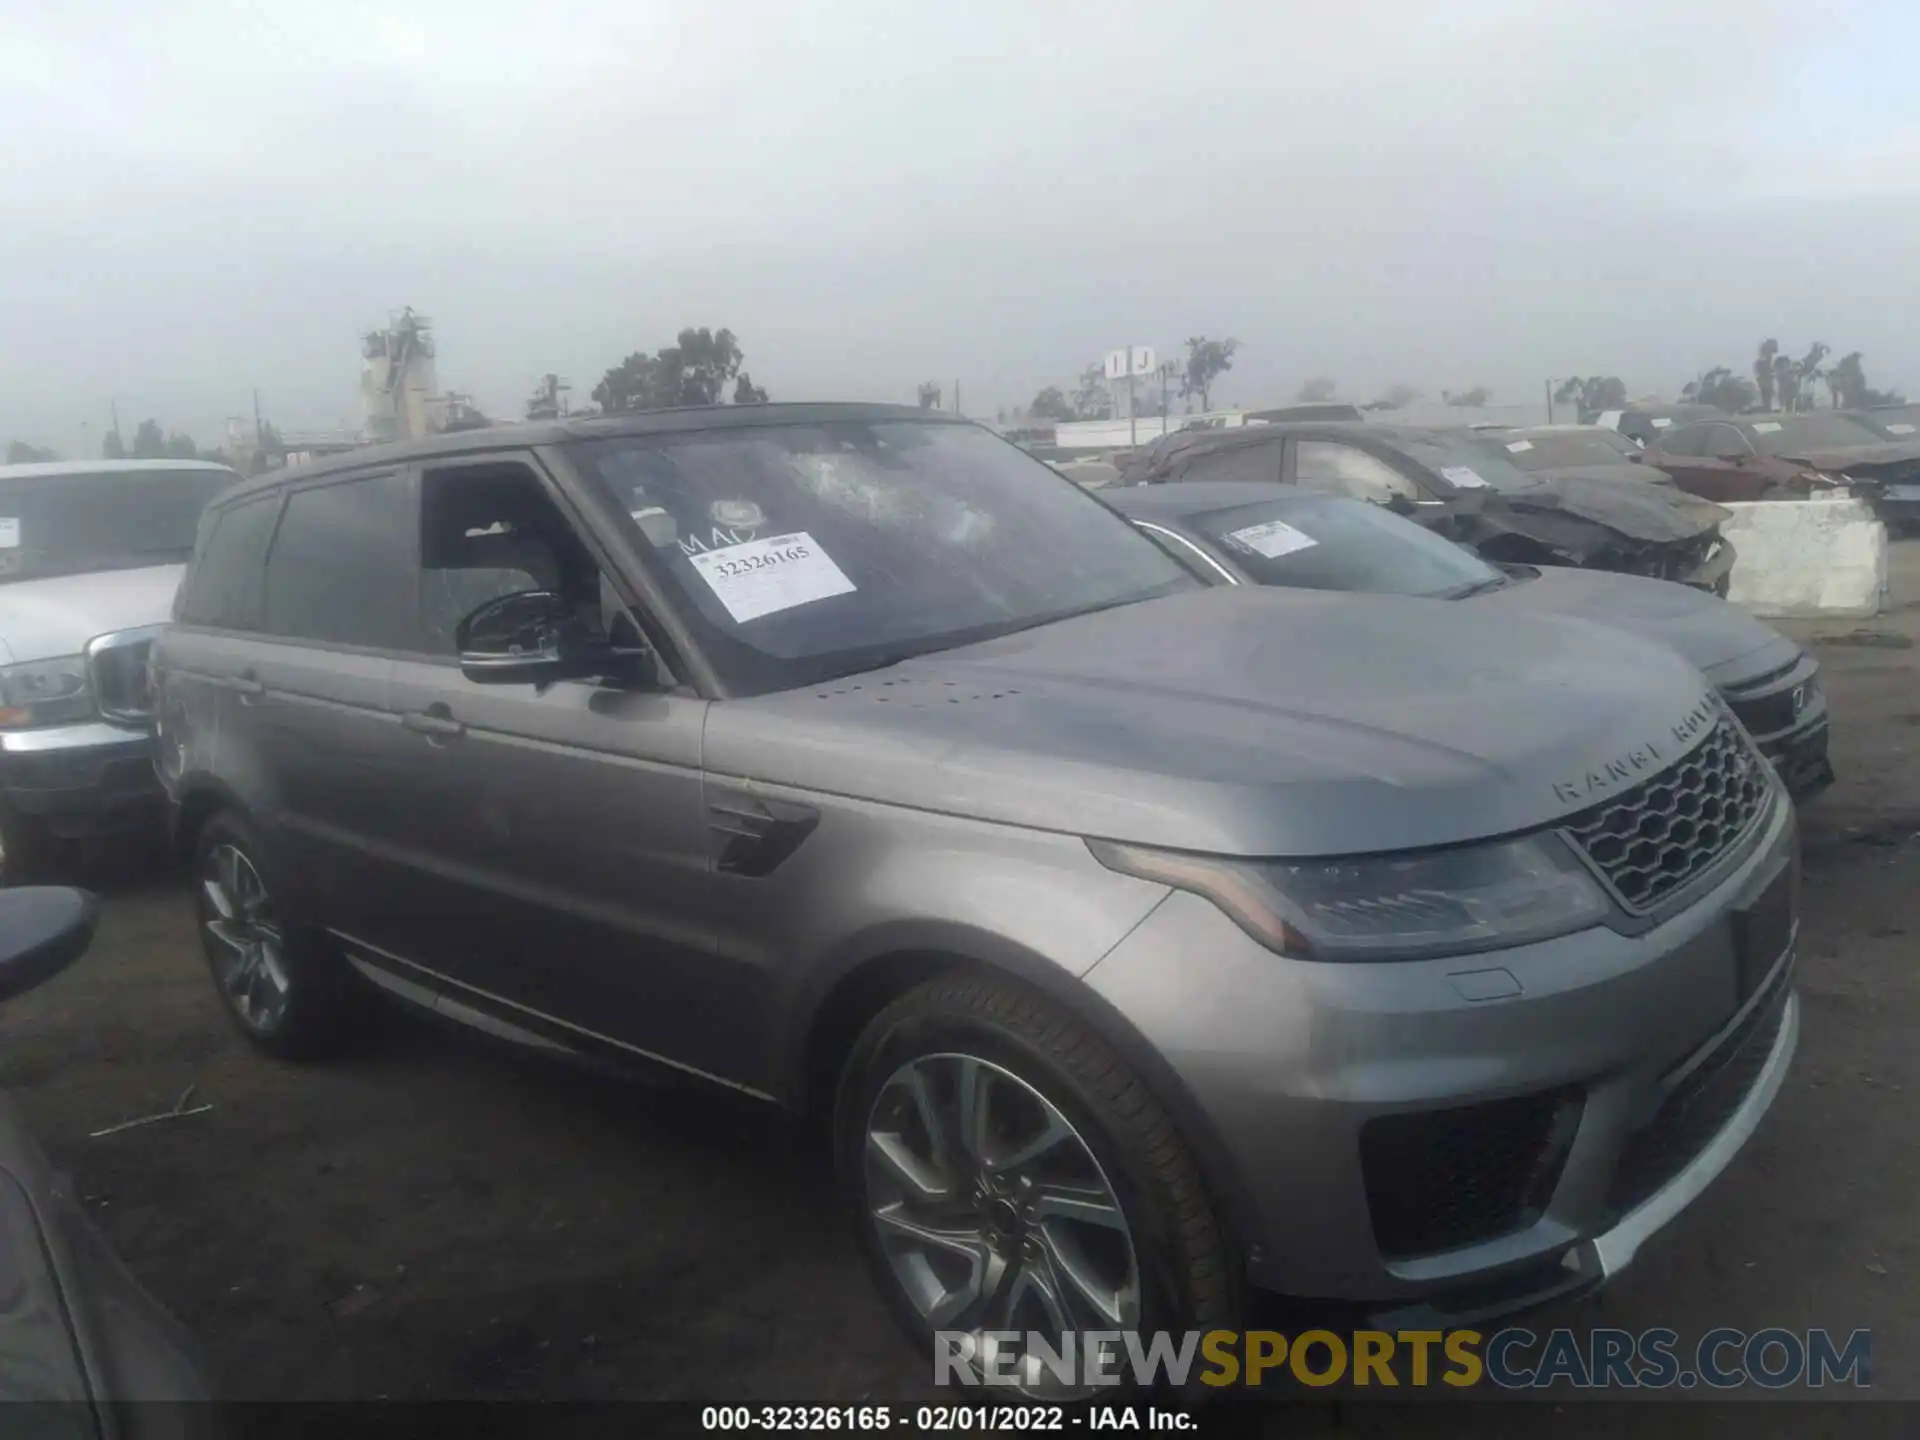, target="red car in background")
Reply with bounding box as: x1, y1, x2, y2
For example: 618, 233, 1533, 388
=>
1643, 411, 1920, 527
